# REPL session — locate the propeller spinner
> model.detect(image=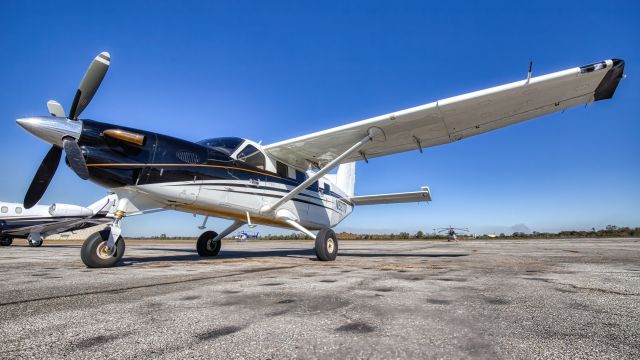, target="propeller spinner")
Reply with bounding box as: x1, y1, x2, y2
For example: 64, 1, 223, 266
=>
17, 52, 110, 208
